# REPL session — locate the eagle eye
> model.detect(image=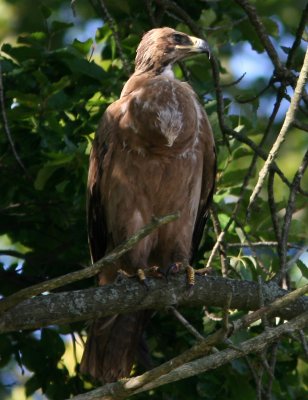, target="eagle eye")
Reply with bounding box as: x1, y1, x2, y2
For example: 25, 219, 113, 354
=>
173, 33, 191, 46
